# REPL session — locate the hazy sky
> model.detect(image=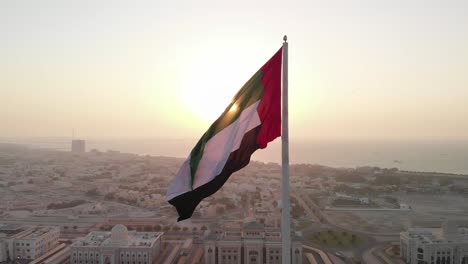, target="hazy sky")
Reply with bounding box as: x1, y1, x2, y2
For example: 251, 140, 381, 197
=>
2, 0, 468, 140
